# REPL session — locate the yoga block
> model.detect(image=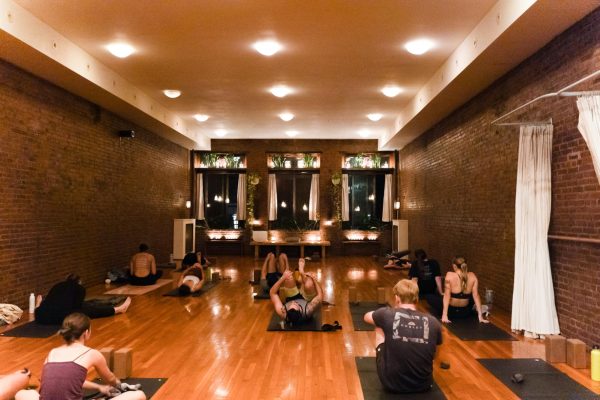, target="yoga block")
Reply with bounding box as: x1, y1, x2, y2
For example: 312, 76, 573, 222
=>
545, 335, 566, 363
212, 272, 220, 282
349, 287, 358, 304
567, 339, 587, 368
377, 287, 386, 305
99, 347, 114, 370
113, 348, 132, 379
171, 271, 183, 288
253, 269, 261, 283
